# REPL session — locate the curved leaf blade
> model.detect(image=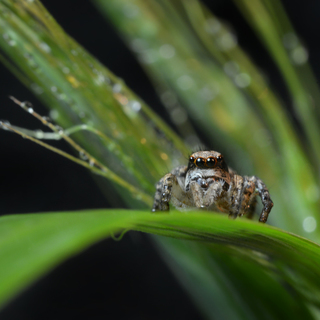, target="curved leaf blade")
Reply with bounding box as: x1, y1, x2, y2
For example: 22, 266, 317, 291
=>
1, 209, 320, 317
